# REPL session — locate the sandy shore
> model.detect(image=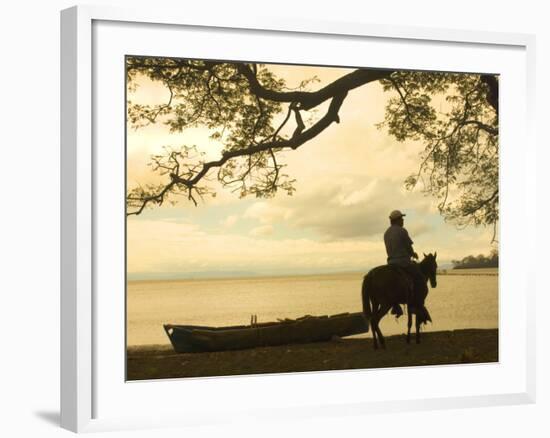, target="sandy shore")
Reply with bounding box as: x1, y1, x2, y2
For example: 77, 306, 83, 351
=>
127, 328, 498, 381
